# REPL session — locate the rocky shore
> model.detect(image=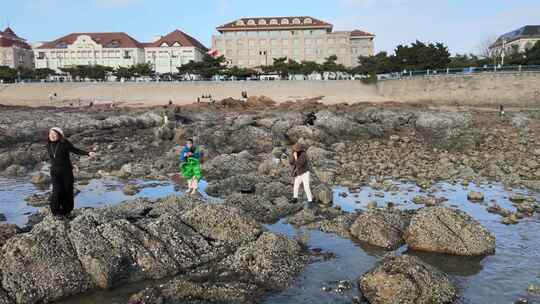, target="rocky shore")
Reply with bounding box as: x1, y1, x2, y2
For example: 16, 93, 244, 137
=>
0, 99, 539, 303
